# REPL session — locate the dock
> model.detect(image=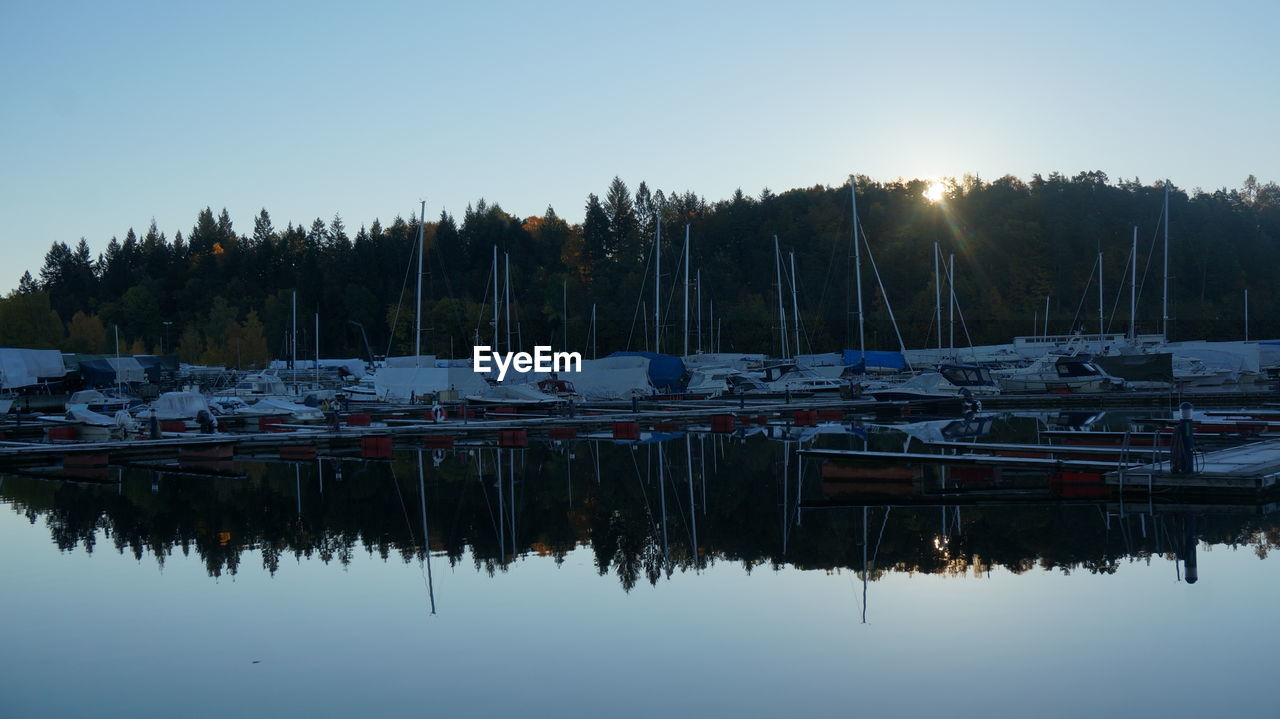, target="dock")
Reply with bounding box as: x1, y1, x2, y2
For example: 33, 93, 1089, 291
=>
1106, 438, 1280, 493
